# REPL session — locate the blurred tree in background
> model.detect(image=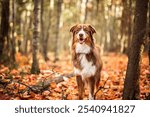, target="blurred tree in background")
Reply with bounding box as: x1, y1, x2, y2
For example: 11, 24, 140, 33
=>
31, 0, 40, 74
0, 0, 10, 62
